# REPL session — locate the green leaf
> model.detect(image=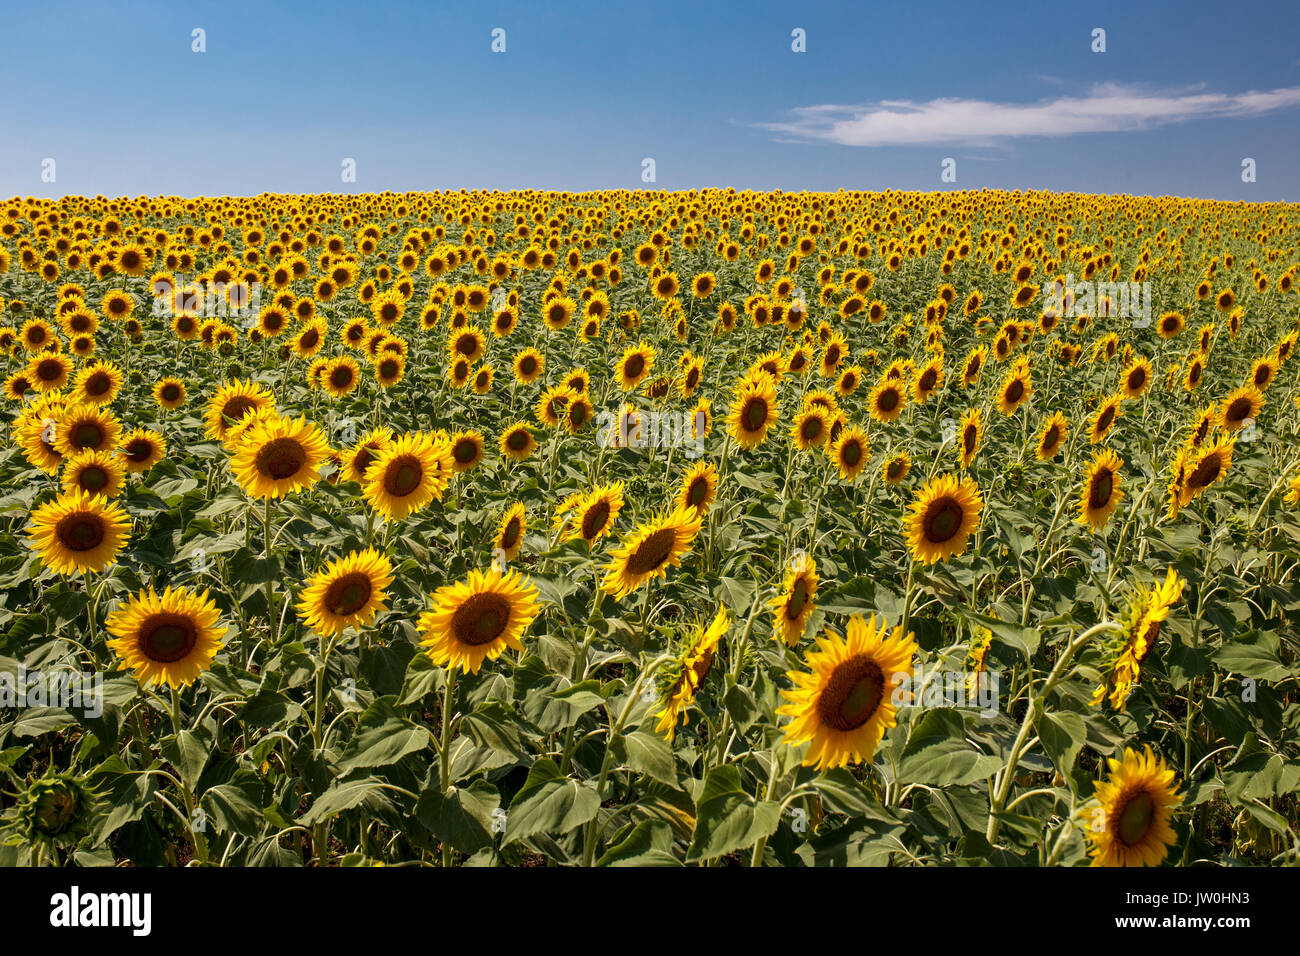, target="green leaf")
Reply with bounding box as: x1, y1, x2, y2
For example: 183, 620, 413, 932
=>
1214, 631, 1294, 682
686, 765, 780, 862
597, 819, 680, 866
503, 758, 599, 845
612, 729, 678, 787
336, 697, 432, 771
898, 708, 1002, 787
416, 779, 500, 854
300, 778, 396, 825
1035, 711, 1086, 777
